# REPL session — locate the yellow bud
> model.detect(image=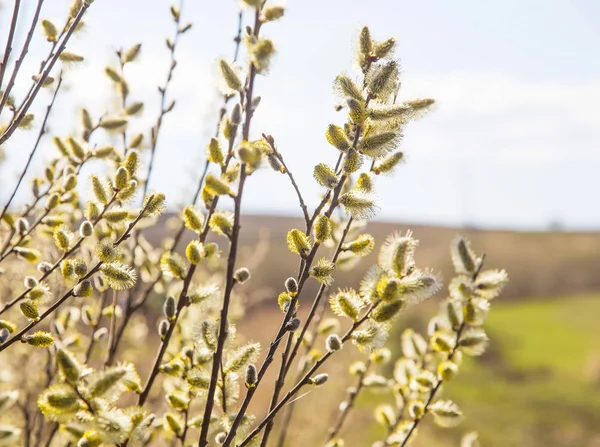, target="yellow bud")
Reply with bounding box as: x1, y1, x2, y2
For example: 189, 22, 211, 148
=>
205, 173, 234, 197
313, 163, 338, 189
59, 52, 84, 63
263, 6, 285, 21
218, 59, 242, 93
206, 138, 224, 165
67, 137, 86, 160
114, 167, 130, 190
122, 43, 142, 64
183, 206, 204, 232
22, 331, 54, 347
125, 102, 144, 116
185, 240, 205, 265
438, 360, 459, 381
209, 211, 233, 238
128, 133, 143, 149
123, 150, 139, 177
41, 19, 58, 42
46, 193, 60, 210
286, 229, 311, 258
99, 117, 128, 133
313, 215, 332, 243
105, 66, 123, 83
325, 124, 350, 151
20, 300, 40, 320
